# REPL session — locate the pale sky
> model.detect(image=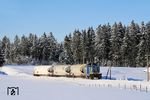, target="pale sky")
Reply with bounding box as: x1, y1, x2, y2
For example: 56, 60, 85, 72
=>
0, 0, 150, 42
